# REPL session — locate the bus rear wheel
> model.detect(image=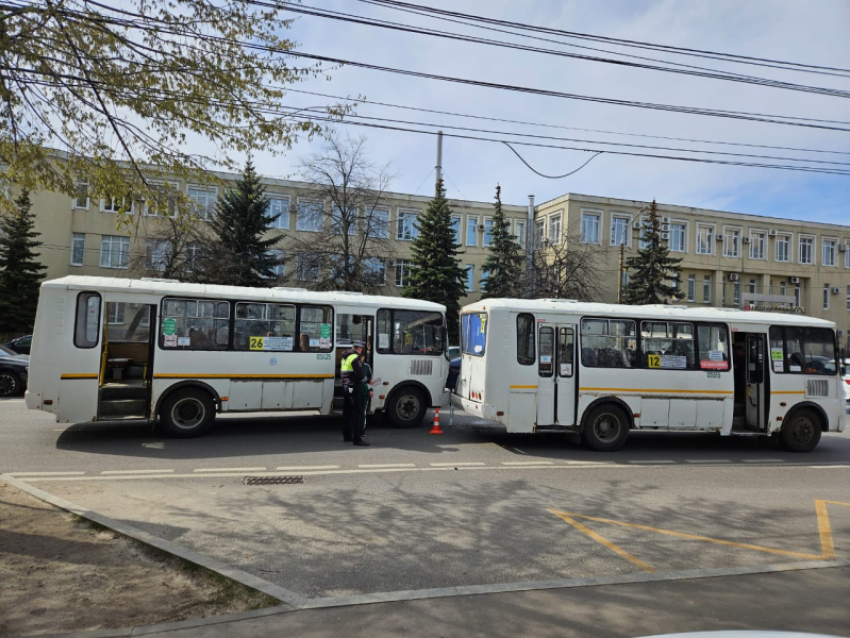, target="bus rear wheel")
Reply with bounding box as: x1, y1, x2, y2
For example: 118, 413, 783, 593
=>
583, 403, 629, 451
779, 409, 822, 453
387, 387, 427, 428
160, 388, 216, 438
